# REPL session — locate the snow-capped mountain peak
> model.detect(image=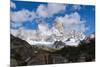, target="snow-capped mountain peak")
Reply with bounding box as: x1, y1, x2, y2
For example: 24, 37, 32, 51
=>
11, 21, 85, 48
